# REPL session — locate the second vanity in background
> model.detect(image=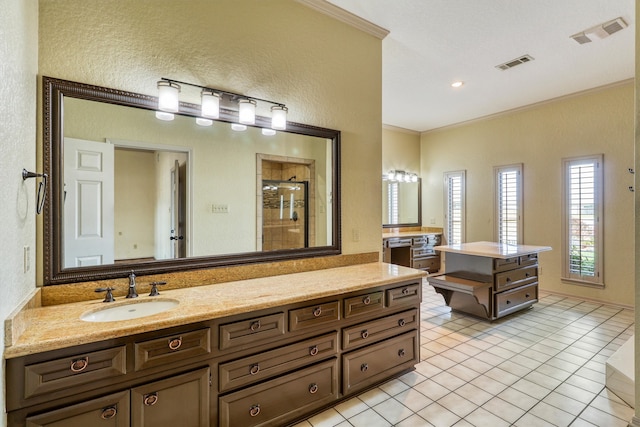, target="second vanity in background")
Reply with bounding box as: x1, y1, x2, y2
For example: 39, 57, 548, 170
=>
382, 230, 442, 275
